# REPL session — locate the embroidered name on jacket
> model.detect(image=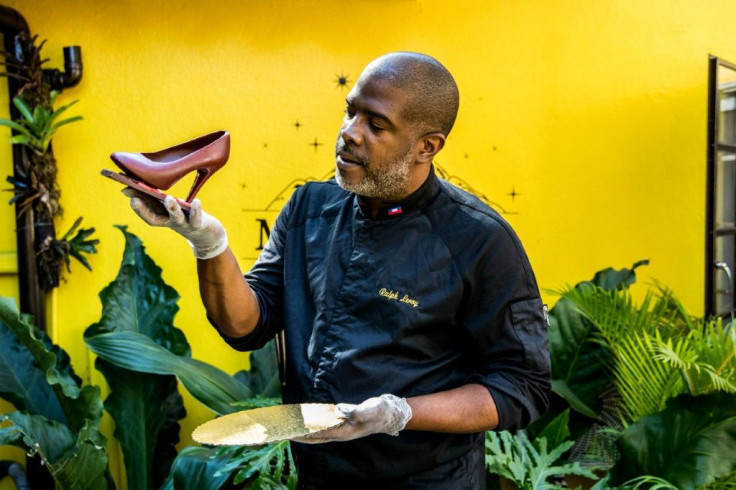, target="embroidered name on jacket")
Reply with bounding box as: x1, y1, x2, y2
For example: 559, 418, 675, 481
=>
379, 288, 419, 308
